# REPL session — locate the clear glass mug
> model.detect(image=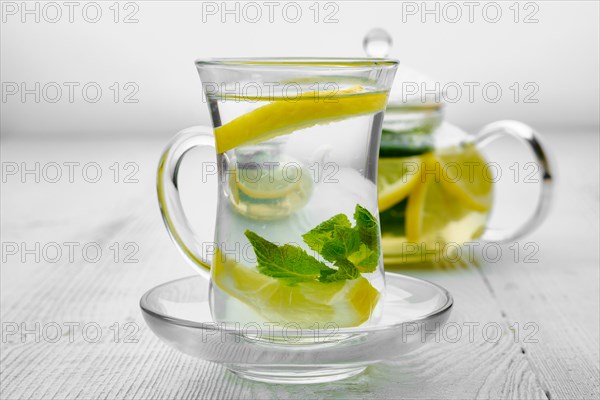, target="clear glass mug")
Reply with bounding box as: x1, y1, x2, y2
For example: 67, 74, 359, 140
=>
377, 103, 554, 265
157, 58, 398, 329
